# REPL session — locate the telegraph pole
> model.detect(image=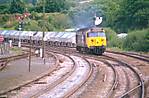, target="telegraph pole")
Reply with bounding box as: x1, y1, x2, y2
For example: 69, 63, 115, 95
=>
29, 36, 31, 72
42, 0, 45, 64
29, 32, 33, 72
